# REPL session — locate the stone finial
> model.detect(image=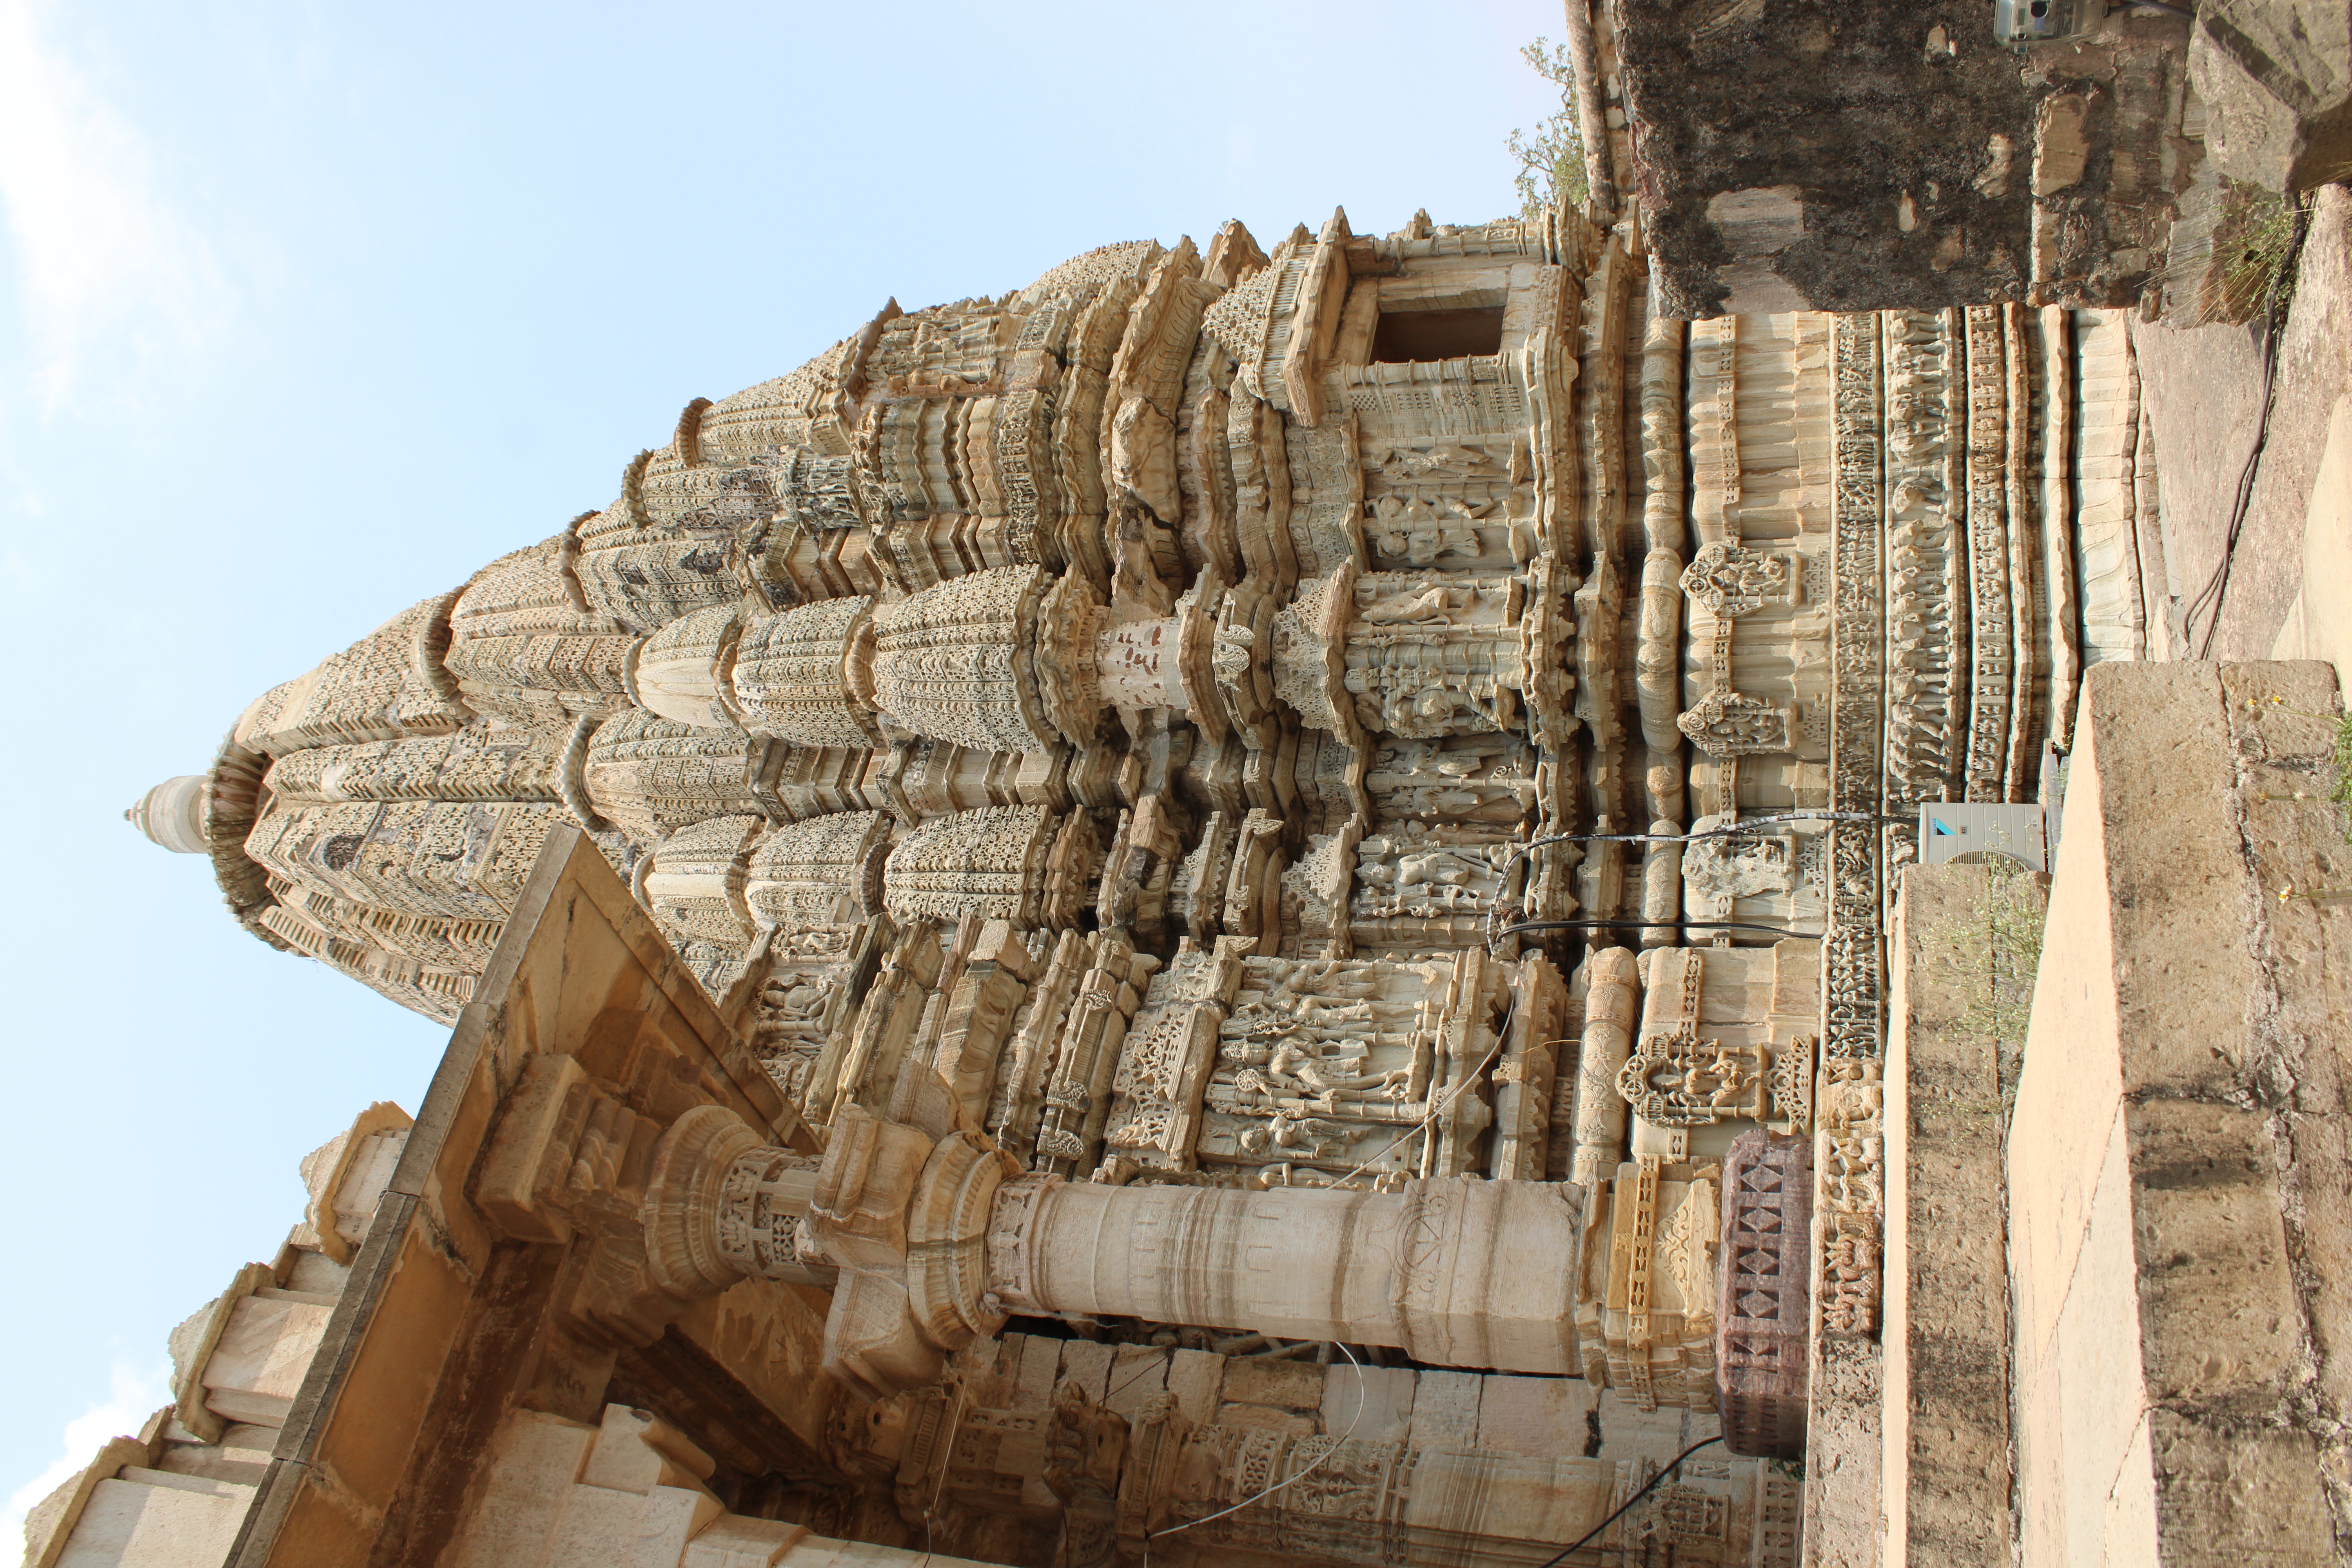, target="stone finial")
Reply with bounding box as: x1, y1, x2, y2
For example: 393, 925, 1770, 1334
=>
126, 775, 209, 854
